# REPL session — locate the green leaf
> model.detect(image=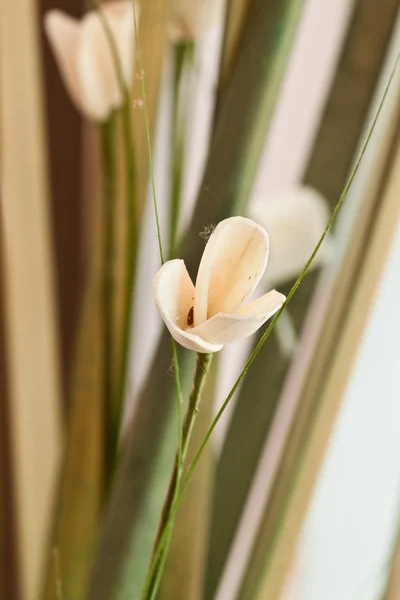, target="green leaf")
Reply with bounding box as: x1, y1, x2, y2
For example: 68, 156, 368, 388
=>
42, 114, 121, 600
215, 0, 252, 114
42, 265, 105, 600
